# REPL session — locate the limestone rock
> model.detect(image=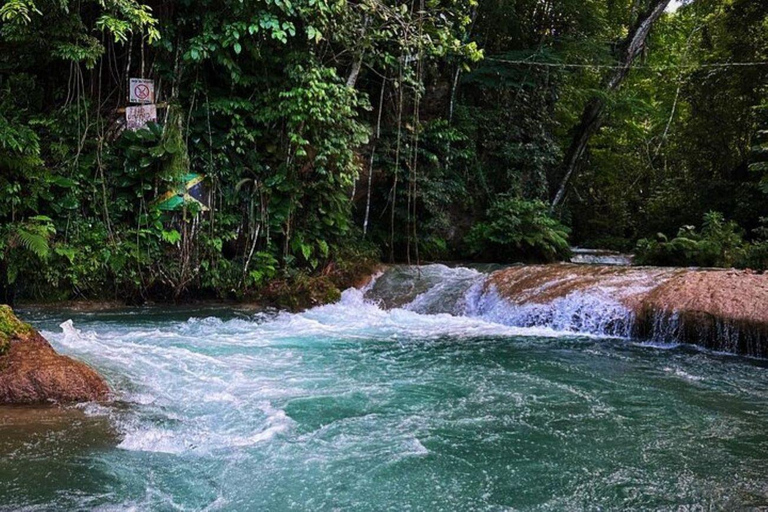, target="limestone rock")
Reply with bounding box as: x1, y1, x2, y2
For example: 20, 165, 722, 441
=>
0, 306, 109, 405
